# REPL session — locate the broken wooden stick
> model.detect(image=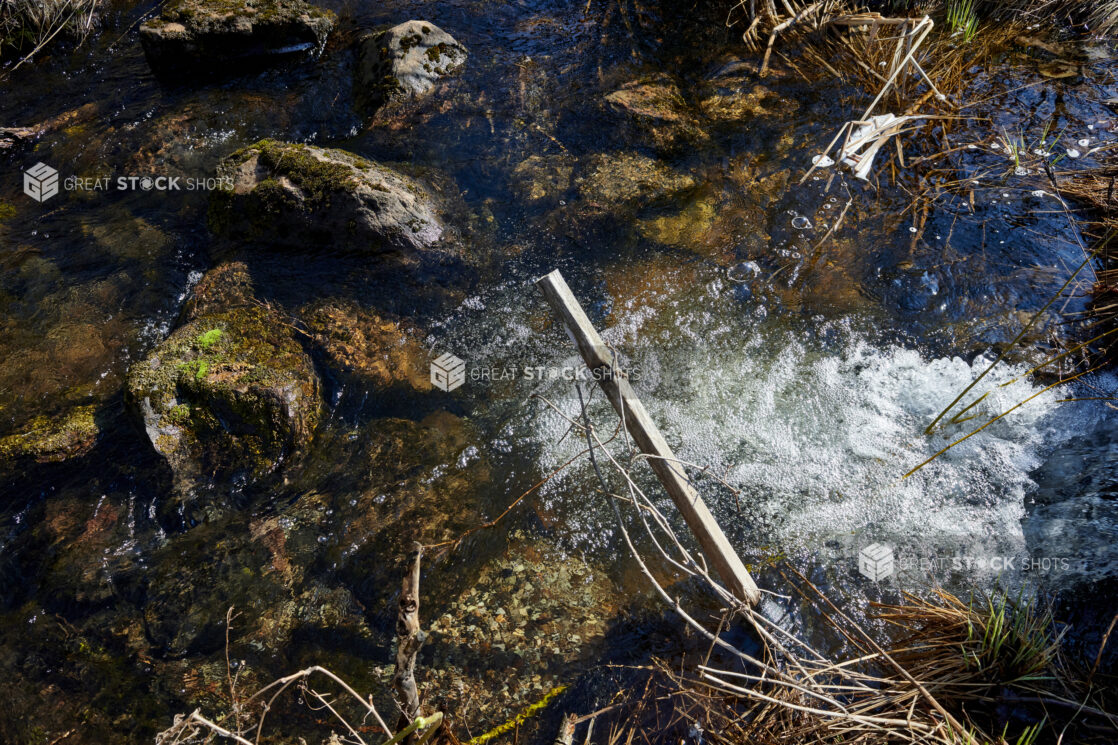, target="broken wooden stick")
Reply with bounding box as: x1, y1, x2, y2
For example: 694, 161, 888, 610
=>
535, 270, 761, 607
394, 543, 426, 734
